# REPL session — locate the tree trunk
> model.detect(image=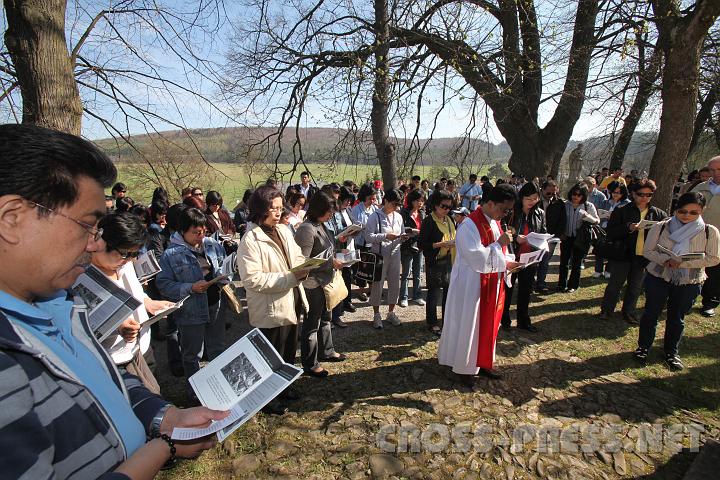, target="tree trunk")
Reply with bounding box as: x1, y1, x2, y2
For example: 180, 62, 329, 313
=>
371, 0, 396, 189
609, 49, 662, 171
687, 84, 719, 157
648, 0, 720, 212
4, 0, 82, 134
